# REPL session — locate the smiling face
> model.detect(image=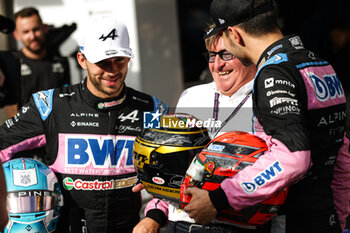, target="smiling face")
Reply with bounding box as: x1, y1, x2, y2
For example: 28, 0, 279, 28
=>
209, 37, 256, 96
77, 52, 130, 99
